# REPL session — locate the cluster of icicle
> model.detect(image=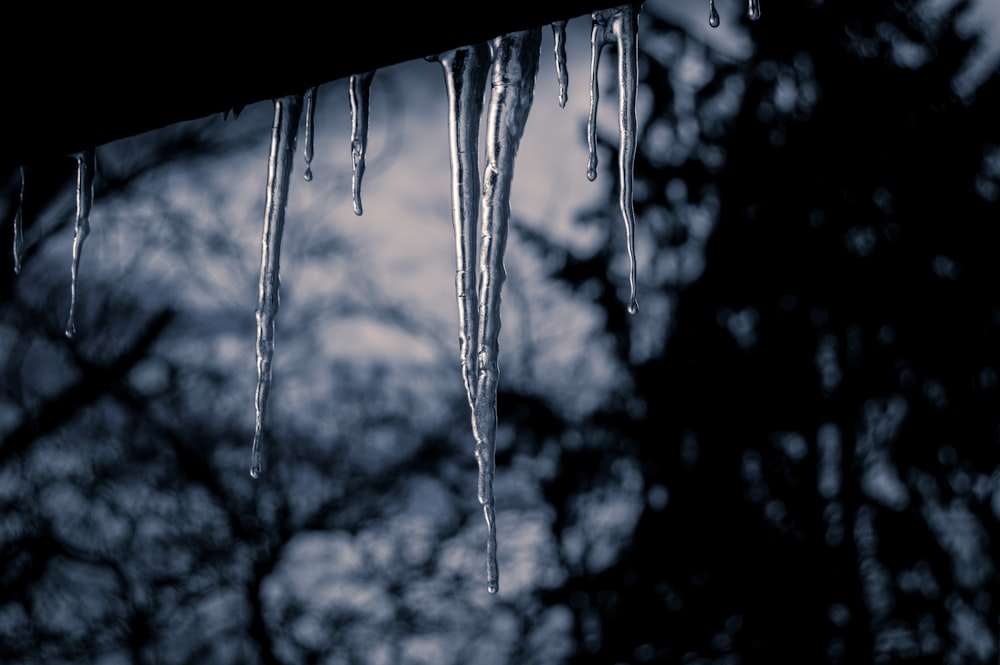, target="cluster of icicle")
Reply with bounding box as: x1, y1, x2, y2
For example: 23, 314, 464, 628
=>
8, 0, 760, 593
